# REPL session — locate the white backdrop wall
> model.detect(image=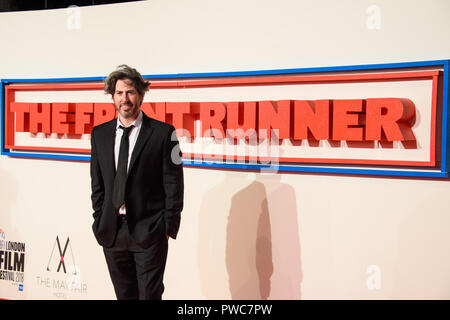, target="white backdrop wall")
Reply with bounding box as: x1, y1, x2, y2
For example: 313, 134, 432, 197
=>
0, 0, 450, 299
